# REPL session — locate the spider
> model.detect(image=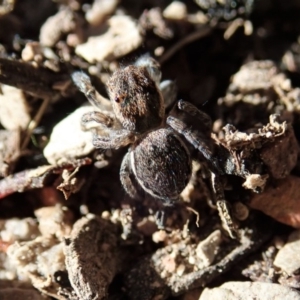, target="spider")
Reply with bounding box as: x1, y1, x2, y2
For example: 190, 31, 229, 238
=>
72, 57, 237, 238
